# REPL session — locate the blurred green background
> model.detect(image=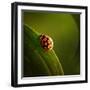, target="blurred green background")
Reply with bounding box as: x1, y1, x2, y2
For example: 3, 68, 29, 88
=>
23, 11, 80, 75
